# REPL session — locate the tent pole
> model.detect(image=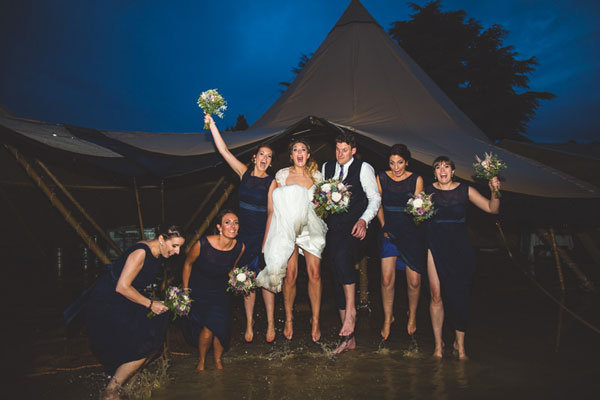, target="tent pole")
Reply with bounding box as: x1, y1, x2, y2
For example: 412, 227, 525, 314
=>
495, 220, 513, 259
36, 160, 123, 256
549, 227, 566, 353
184, 176, 226, 232
133, 177, 146, 240
185, 183, 235, 253
160, 180, 165, 226
357, 255, 369, 307
4, 144, 111, 264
